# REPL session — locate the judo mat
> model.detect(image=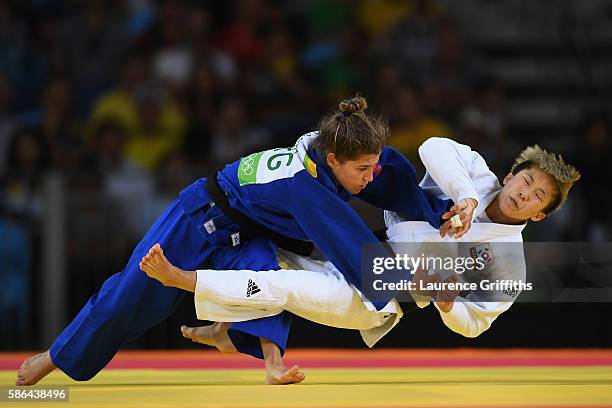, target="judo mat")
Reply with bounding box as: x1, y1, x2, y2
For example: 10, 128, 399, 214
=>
1, 349, 612, 407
